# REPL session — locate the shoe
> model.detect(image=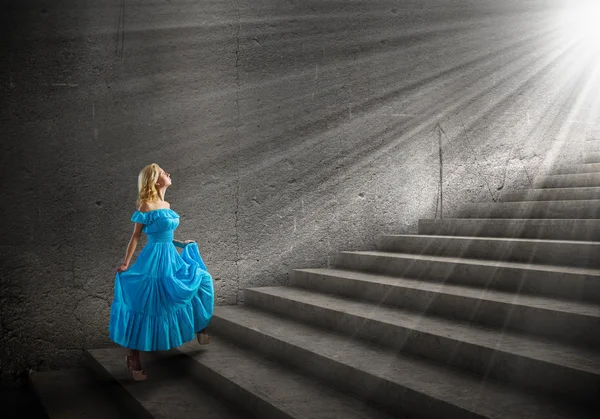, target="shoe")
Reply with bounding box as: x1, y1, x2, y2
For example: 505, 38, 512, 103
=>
125, 355, 147, 381
197, 329, 211, 345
